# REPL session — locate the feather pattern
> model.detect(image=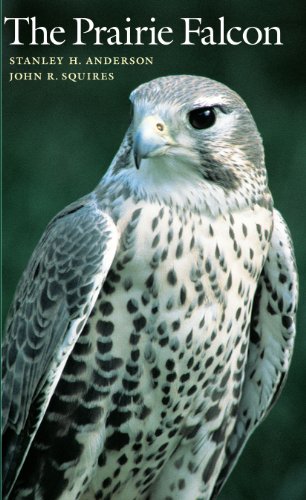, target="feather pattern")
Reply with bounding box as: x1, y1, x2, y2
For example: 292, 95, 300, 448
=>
212, 209, 298, 497
2, 197, 119, 497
